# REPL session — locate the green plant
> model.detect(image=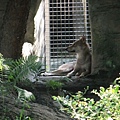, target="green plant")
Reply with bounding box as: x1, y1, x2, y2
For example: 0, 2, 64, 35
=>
105, 60, 118, 78
0, 54, 14, 119
15, 115, 32, 120
46, 80, 64, 90
0, 53, 10, 71
15, 86, 36, 102
0, 54, 40, 120
0, 53, 9, 81
6, 85, 35, 120
3, 55, 42, 84
53, 81, 120, 120
0, 53, 5, 71
14, 86, 36, 120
